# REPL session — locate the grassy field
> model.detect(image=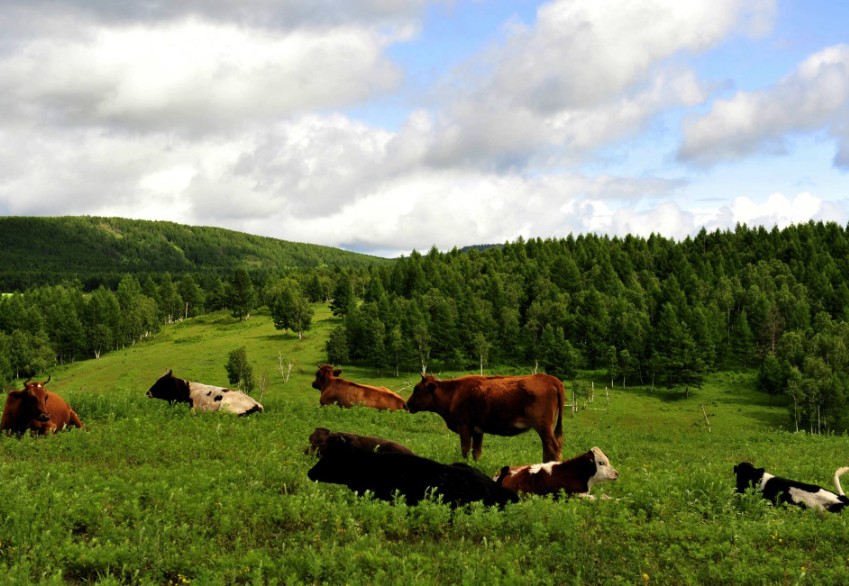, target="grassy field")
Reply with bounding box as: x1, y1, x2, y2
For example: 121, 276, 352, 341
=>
2, 306, 849, 585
